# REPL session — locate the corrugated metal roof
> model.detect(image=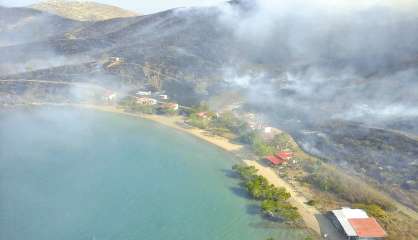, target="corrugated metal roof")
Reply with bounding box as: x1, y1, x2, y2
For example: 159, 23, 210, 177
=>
332, 208, 373, 237
265, 156, 285, 165
340, 208, 368, 219
332, 210, 358, 236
